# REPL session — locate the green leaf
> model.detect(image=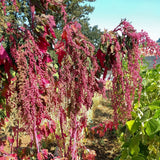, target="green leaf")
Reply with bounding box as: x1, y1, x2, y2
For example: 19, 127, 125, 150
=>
129, 135, 140, 155
148, 105, 160, 111
54, 64, 58, 69
146, 119, 160, 136
140, 109, 150, 122
126, 120, 140, 134
114, 156, 120, 160
156, 64, 160, 70
131, 111, 137, 119
152, 100, 160, 105
153, 110, 160, 118
87, 57, 92, 70
134, 102, 139, 110
121, 148, 129, 159
126, 120, 135, 131
10, 69, 16, 77
146, 82, 157, 92
35, 25, 45, 33
53, 72, 59, 79
132, 155, 145, 160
